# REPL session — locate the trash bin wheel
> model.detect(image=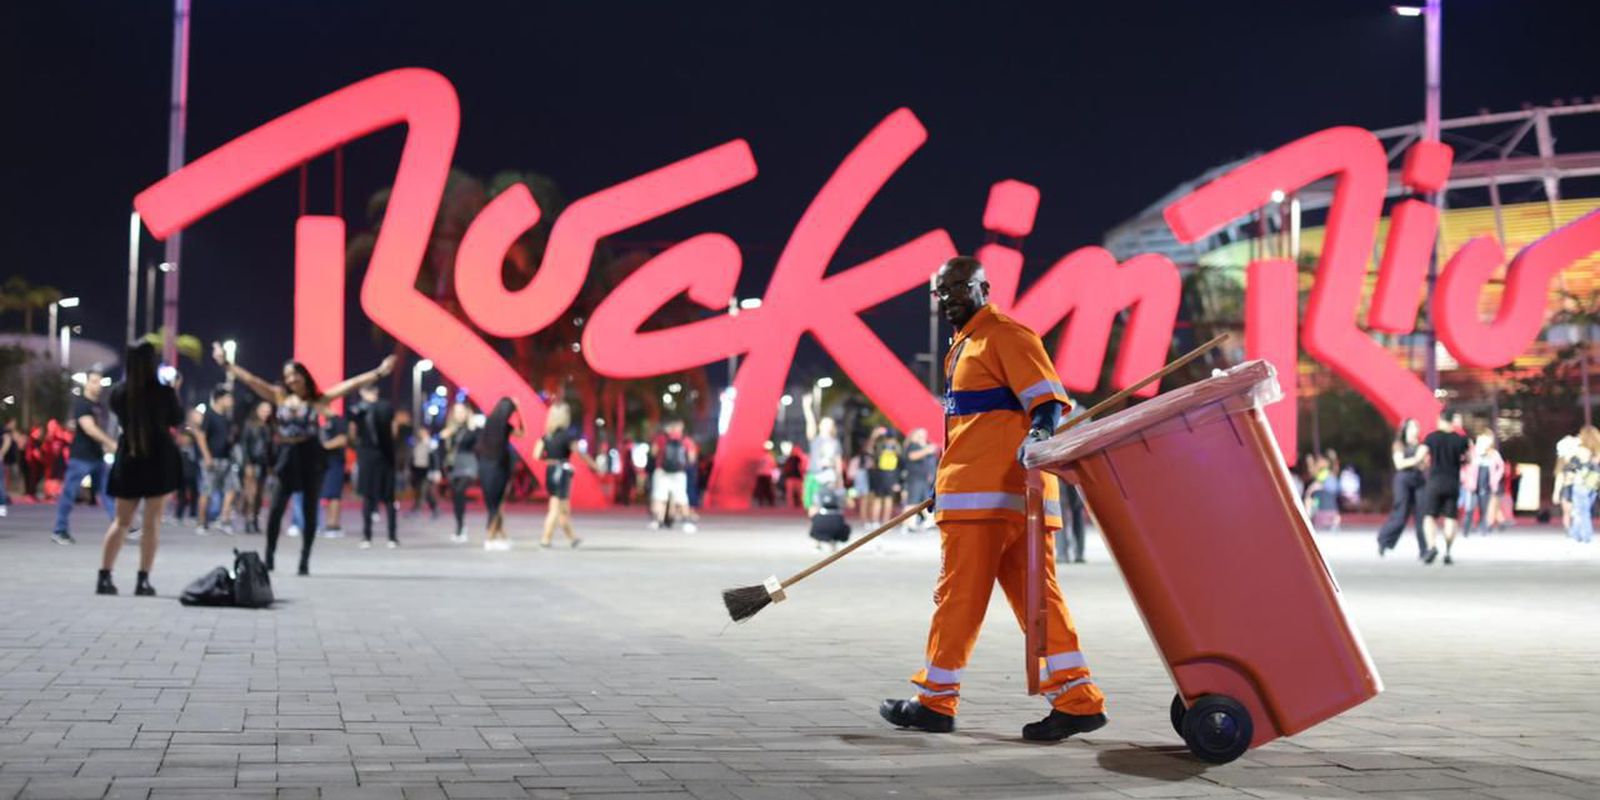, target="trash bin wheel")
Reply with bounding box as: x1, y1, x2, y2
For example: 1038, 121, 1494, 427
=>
1169, 693, 1186, 736
1180, 694, 1253, 764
